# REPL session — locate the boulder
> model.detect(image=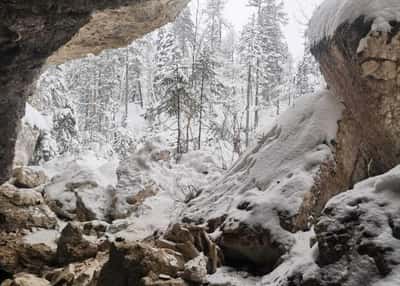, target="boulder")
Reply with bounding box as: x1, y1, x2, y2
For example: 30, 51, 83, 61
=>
1, 273, 50, 286
282, 166, 400, 286
160, 224, 223, 274
181, 253, 208, 284
217, 221, 287, 275
17, 243, 55, 275
56, 223, 98, 265
12, 167, 48, 189
44, 169, 113, 222
44, 253, 107, 286
0, 183, 57, 232
97, 242, 185, 286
